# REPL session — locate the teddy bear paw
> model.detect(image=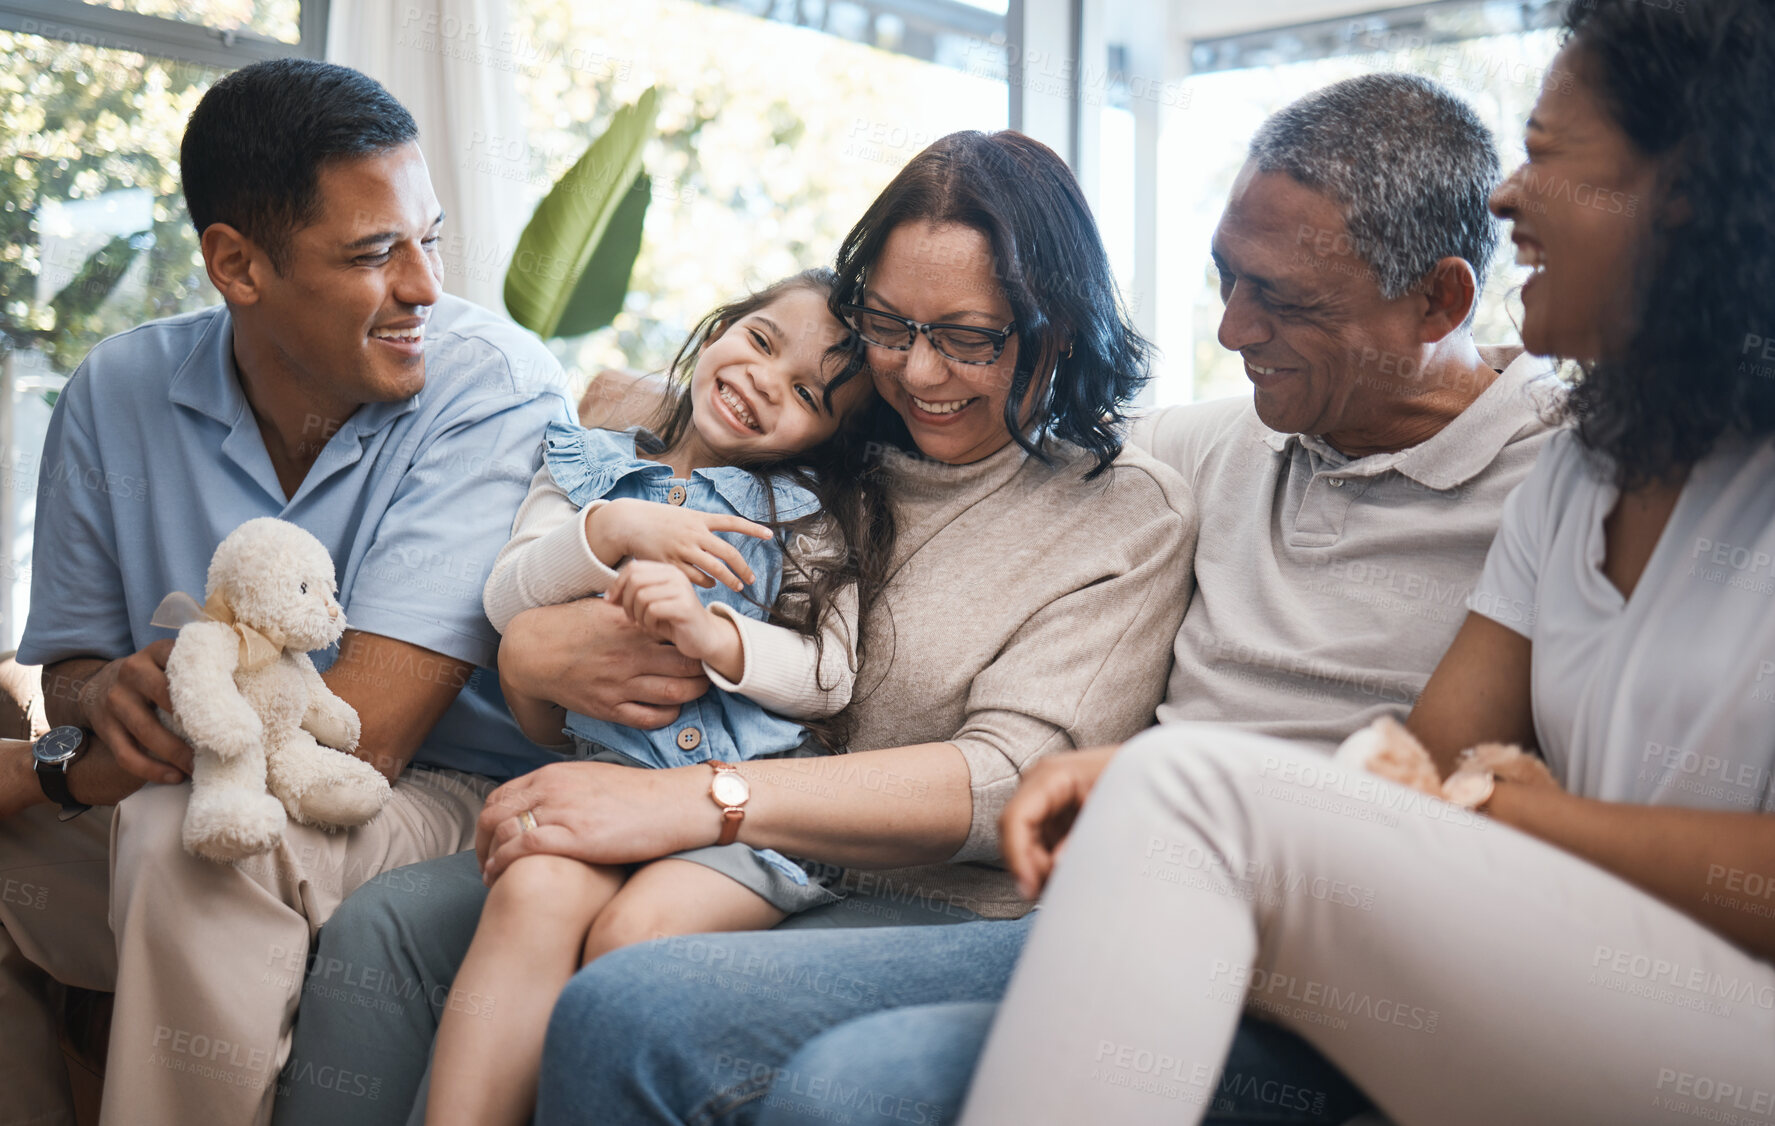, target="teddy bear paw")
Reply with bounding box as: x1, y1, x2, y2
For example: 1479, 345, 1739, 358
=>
285, 756, 391, 829
304, 707, 362, 754
182, 788, 287, 863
